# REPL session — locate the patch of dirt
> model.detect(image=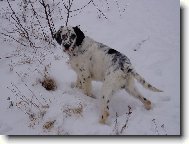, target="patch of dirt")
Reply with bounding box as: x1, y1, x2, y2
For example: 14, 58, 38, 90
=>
41, 77, 57, 91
